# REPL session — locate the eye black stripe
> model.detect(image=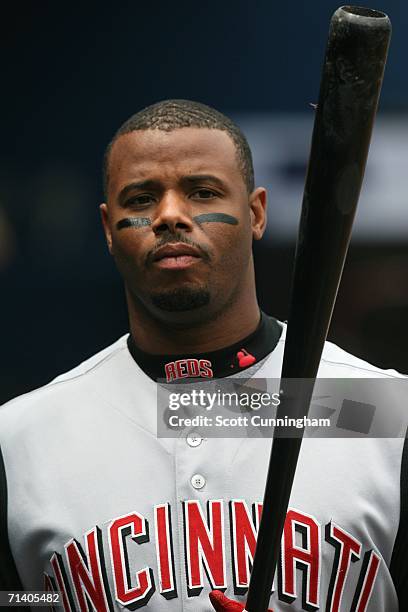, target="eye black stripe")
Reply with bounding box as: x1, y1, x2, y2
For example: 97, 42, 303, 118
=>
116, 214, 239, 230
194, 213, 238, 225
116, 218, 152, 230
